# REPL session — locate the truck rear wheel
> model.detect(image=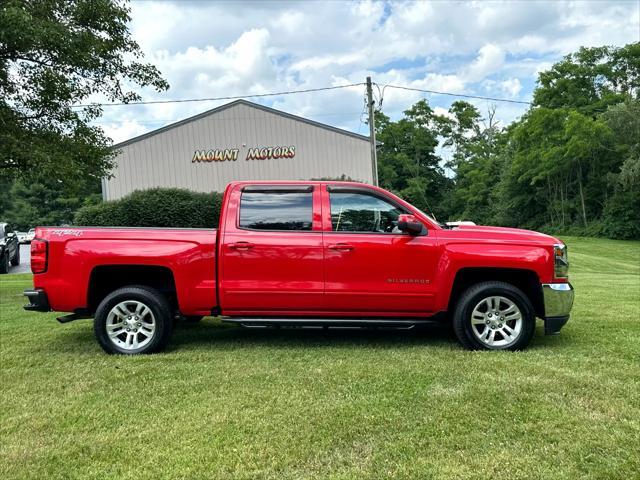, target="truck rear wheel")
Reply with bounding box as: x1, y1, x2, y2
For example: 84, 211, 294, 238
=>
94, 286, 173, 355
452, 281, 535, 351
